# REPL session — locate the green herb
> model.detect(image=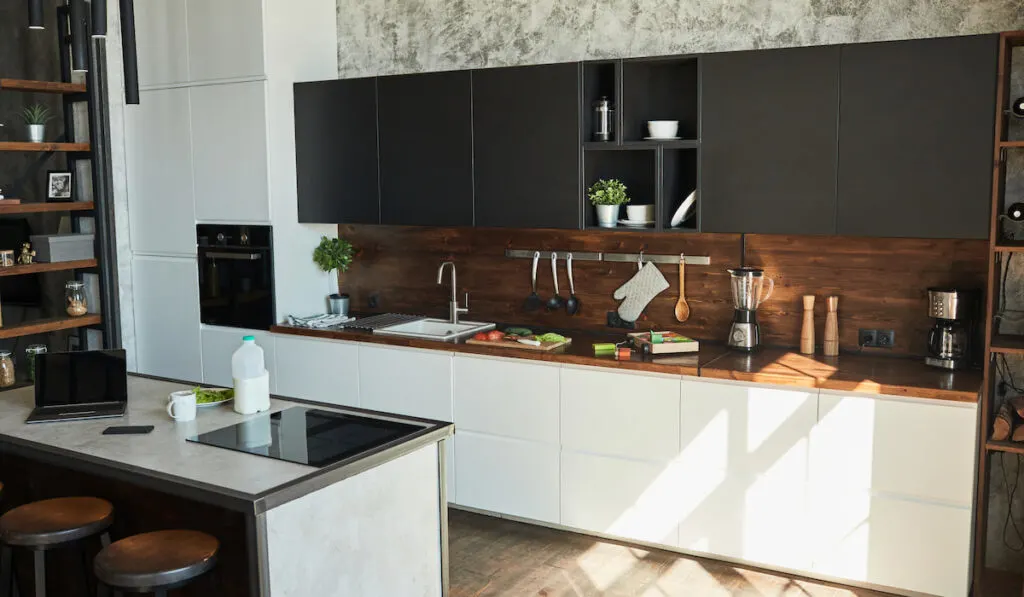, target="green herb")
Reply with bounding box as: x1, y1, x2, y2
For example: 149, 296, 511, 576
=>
534, 333, 567, 344
312, 236, 355, 274
20, 104, 53, 126
193, 387, 234, 404
587, 179, 630, 206
504, 327, 533, 337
